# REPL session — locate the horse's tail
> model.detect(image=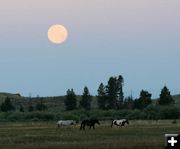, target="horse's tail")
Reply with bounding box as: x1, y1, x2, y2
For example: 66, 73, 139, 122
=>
127, 120, 129, 125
